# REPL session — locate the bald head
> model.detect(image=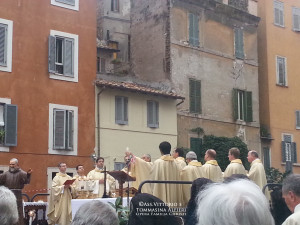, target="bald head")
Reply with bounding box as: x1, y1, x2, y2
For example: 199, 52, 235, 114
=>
205, 149, 216, 161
